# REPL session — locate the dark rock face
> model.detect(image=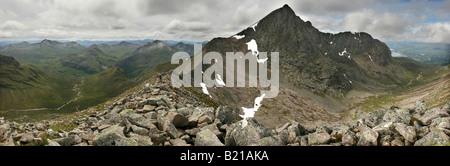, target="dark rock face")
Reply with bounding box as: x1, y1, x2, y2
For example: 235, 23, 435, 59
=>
202, 4, 404, 97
